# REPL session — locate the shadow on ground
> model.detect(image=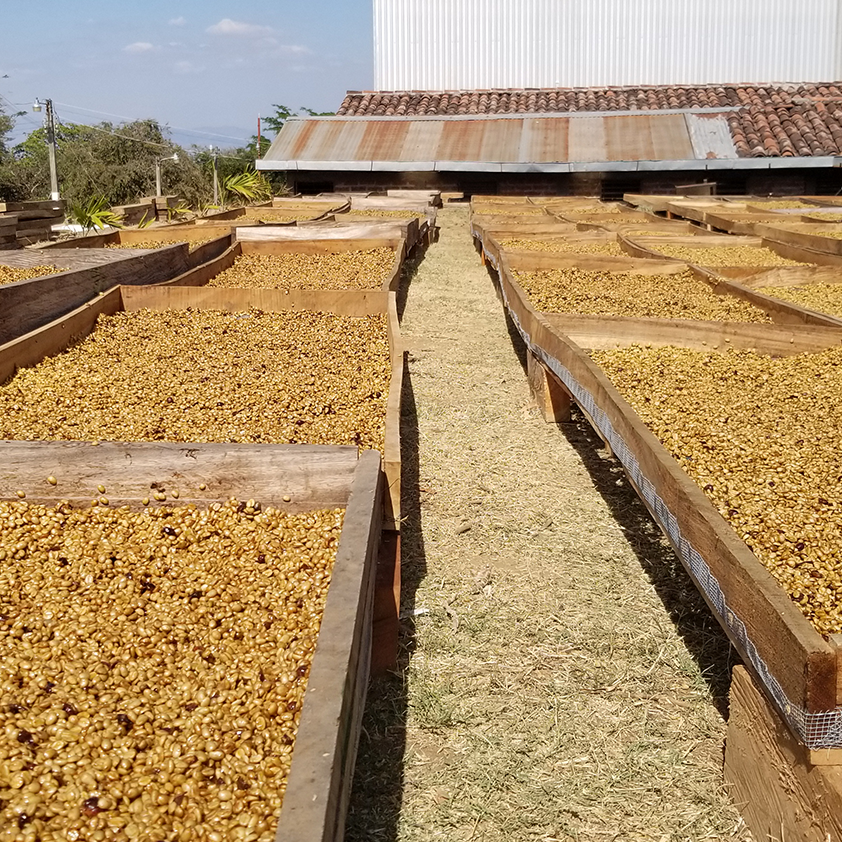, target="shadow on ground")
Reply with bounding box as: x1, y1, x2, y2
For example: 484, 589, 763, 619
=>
344, 259, 428, 842
484, 260, 740, 718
